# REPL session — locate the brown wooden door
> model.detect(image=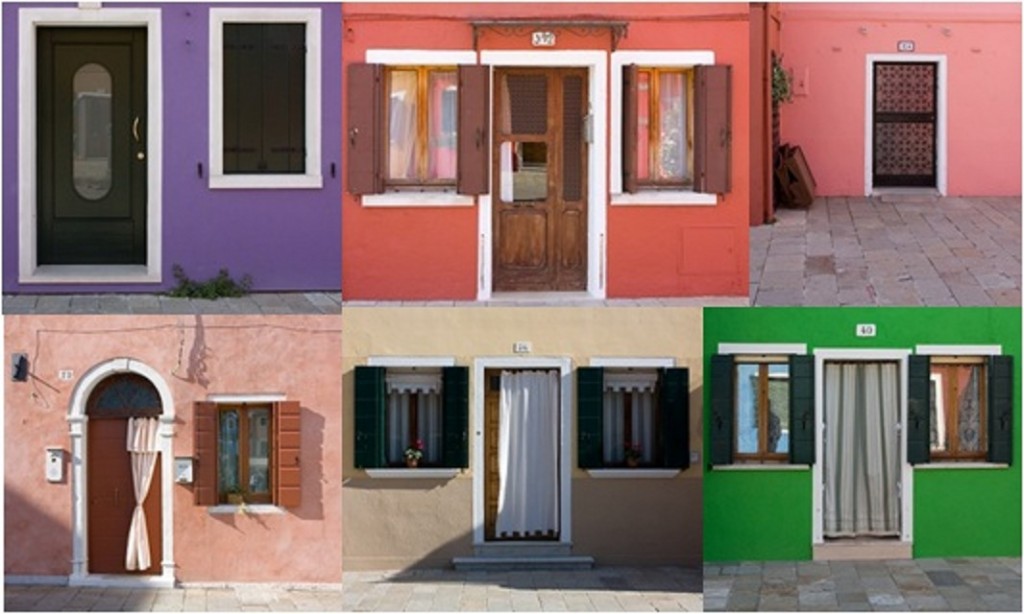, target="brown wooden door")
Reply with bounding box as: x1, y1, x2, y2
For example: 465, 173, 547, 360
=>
88, 418, 161, 574
493, 68, 588, 292
484, 372, 500, 540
